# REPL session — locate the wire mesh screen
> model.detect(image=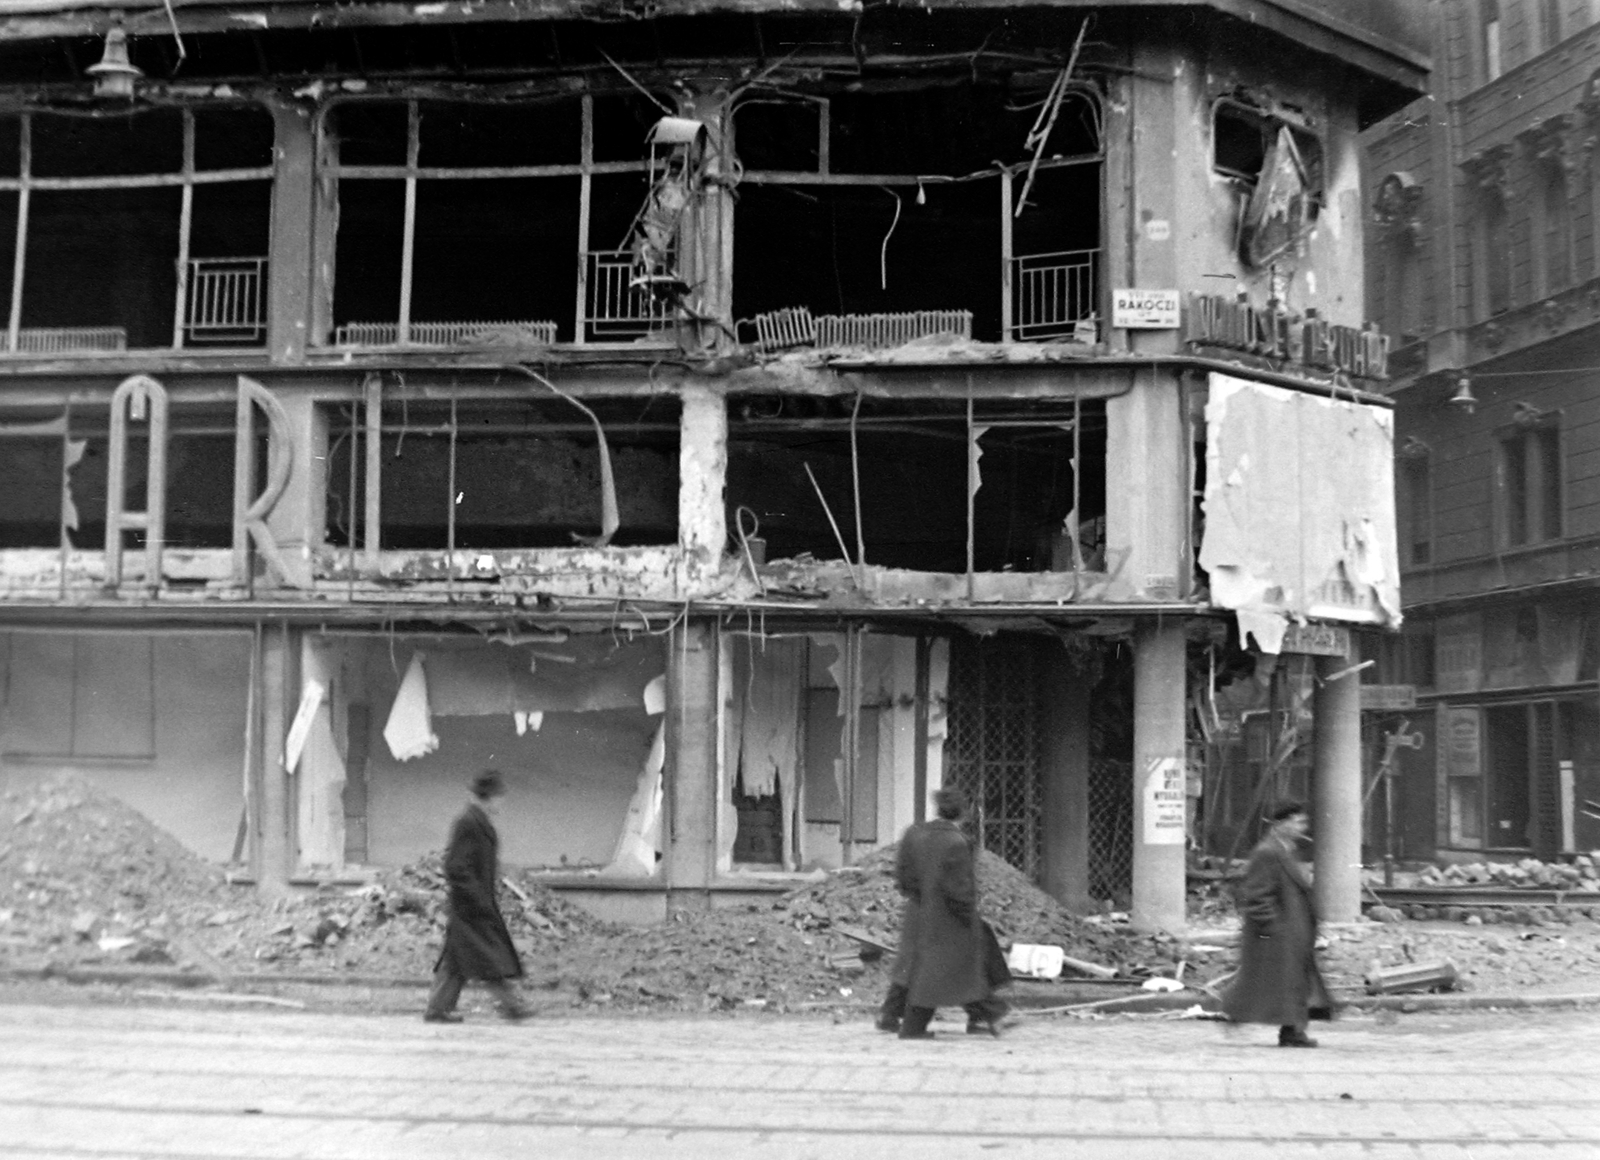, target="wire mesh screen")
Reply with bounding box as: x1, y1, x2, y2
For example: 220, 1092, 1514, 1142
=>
1088, 757, 1133, 903
945, 635, 1043, 880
